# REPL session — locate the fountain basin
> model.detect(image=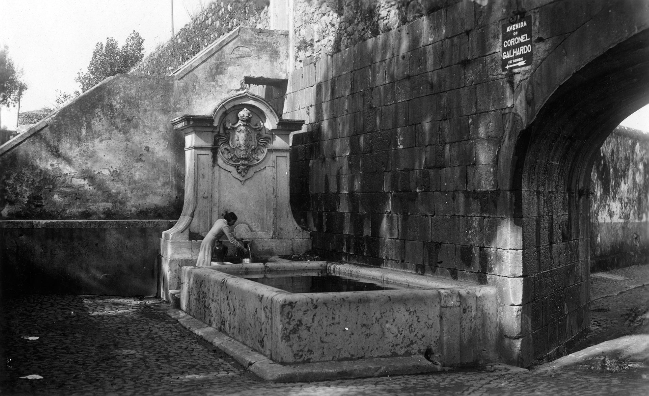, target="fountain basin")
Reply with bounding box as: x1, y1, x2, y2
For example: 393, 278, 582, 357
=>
180, 262, 499, 365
